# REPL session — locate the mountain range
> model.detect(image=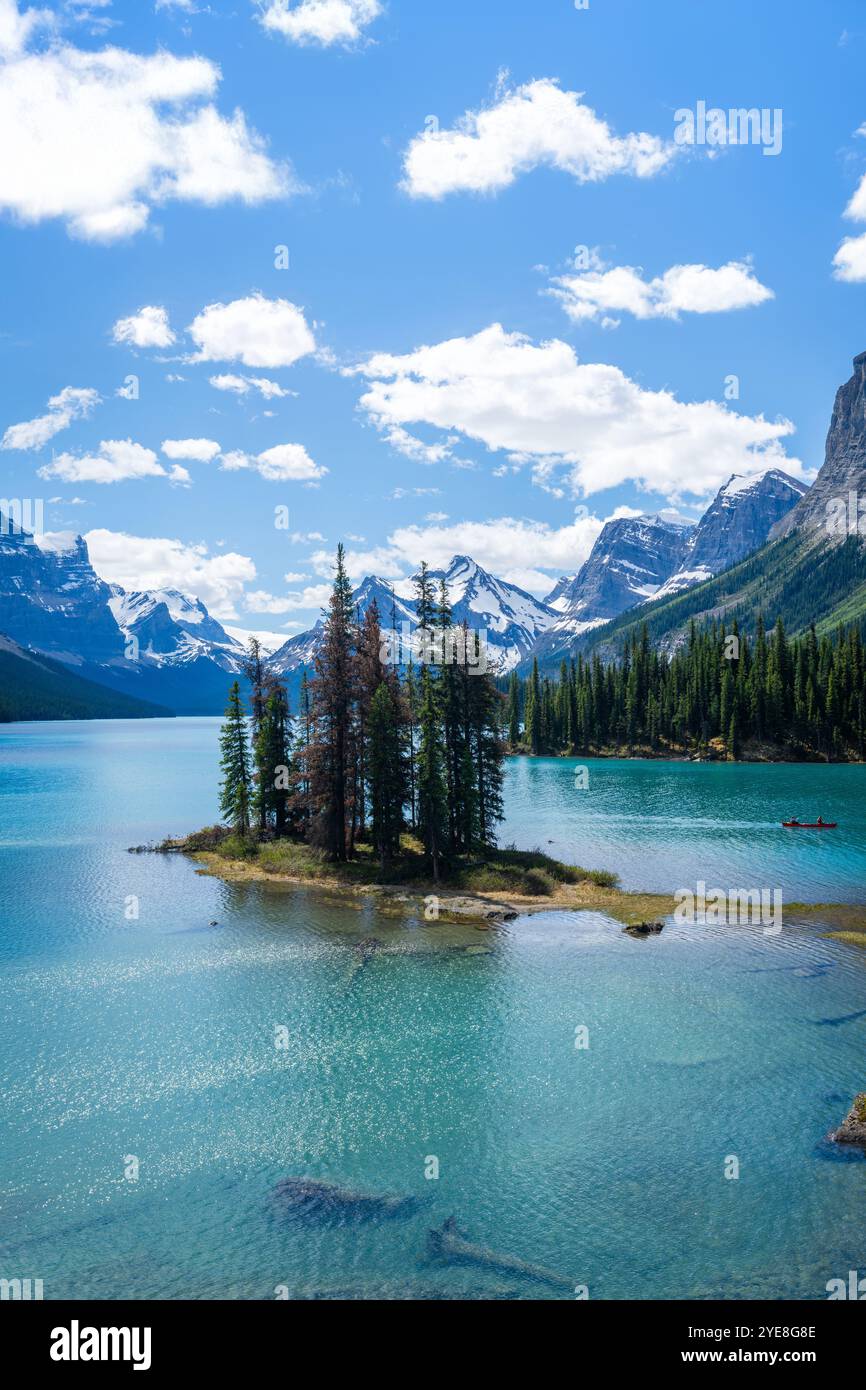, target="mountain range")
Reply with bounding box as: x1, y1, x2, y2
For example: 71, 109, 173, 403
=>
3, 351, 866, 719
